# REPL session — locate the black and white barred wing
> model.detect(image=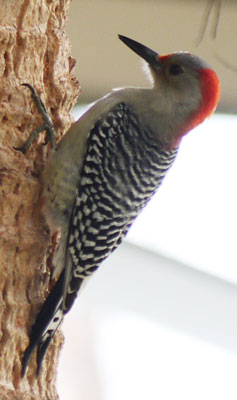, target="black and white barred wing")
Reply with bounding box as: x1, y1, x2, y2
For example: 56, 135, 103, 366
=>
63, 101, 178, 312
21, 102, 177, 375
21, 101, 178, 376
